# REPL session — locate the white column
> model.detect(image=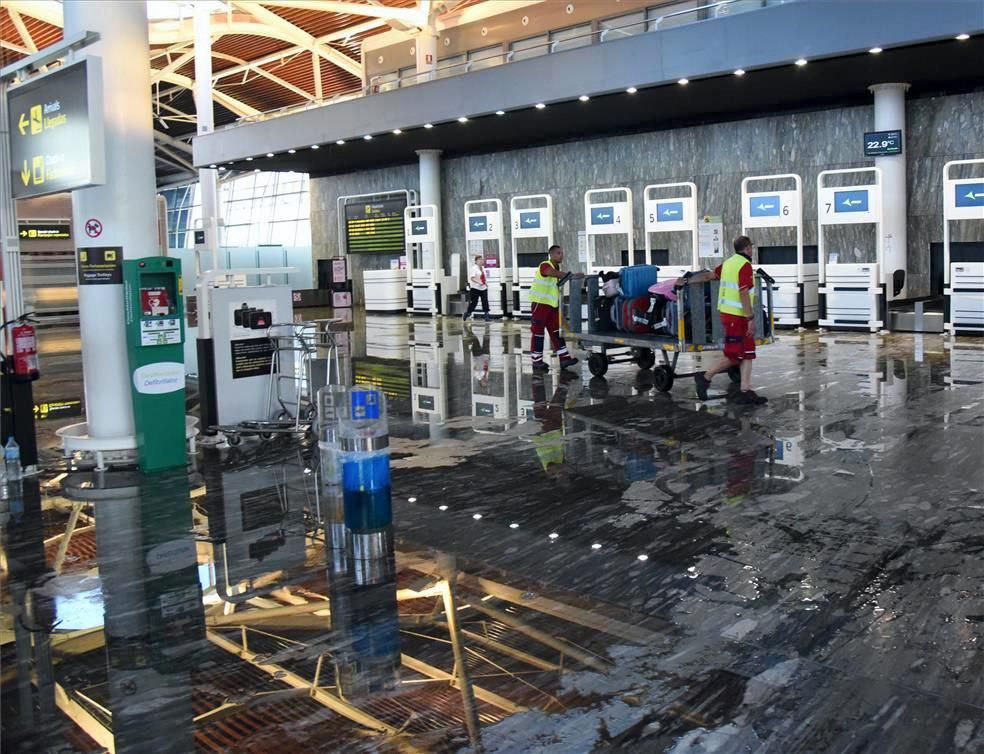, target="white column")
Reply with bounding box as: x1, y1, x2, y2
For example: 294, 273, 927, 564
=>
0, 79, 24, 322
415, 27, 439, 83
869, 83, 909, 301
416, 149, 442, 273
194, 4, 220, 280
